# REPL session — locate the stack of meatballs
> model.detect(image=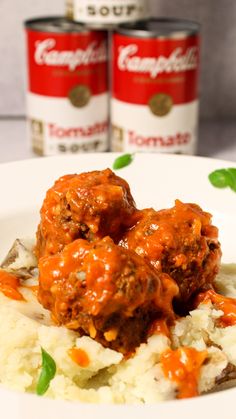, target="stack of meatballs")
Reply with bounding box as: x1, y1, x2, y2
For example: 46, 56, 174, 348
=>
36, 169, 221, 354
